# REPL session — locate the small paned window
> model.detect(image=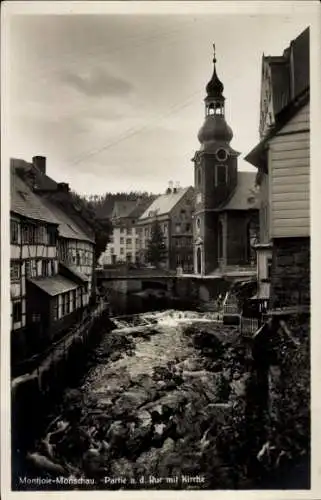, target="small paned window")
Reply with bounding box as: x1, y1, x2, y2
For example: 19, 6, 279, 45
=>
11, 220, 19, 244
11, 262, 20, 281
42, 260, 49, 277
12, 301, 22, 323
66, 293, 70, 314
267, 258, 272, 280
48, 226, 57, 246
